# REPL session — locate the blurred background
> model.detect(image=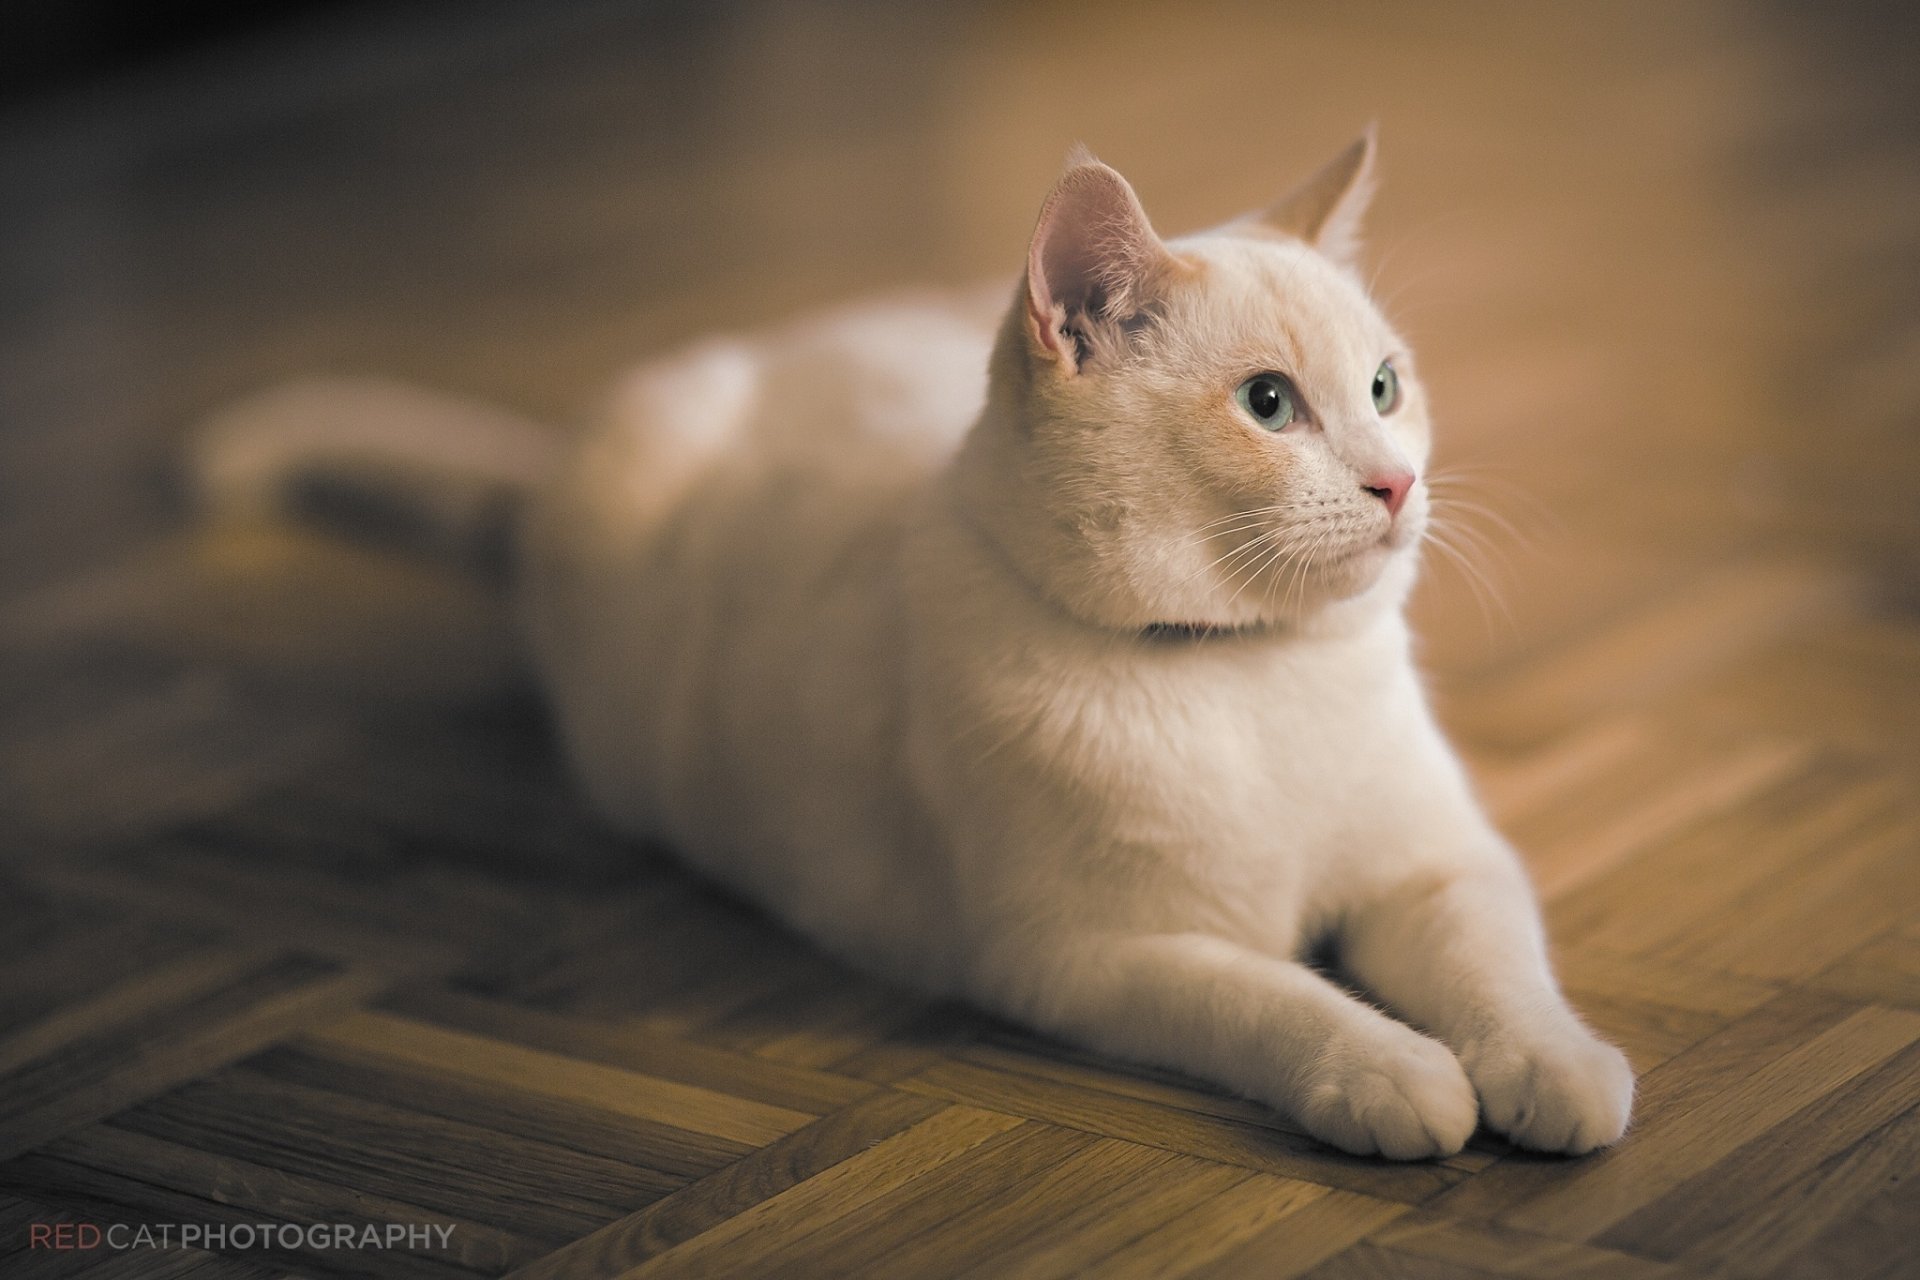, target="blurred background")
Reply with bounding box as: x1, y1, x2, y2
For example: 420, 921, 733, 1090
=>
1, 6, 1917, 1274
3, 0, 1917, 690
0, 0, 1915, 858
